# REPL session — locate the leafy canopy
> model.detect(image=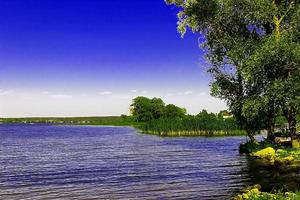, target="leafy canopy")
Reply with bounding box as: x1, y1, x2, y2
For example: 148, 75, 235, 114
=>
166, 0, 300, 140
